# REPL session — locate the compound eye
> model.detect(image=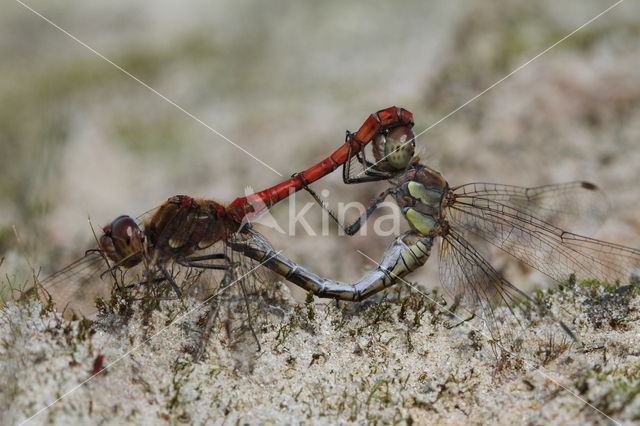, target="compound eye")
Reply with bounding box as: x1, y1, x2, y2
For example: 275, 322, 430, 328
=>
110, 216, 140, 243
99, 215, 144, 267
372, 126, 415, 171
385, 127, 415, 169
